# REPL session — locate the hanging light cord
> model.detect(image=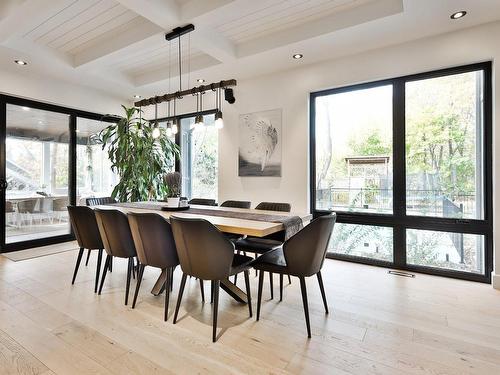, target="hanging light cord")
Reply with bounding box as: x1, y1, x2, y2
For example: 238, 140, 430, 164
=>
178, 35, 182, 91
